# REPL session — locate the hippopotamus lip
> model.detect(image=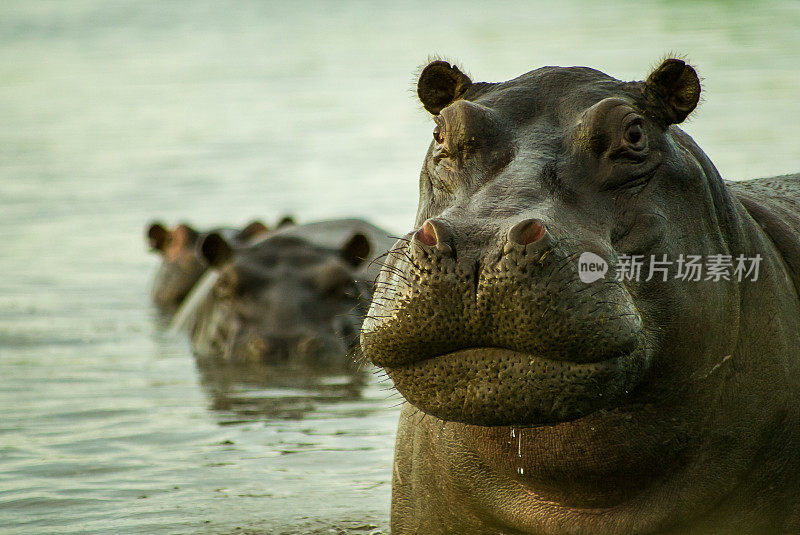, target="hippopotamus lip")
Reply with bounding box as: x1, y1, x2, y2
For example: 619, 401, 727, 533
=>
387, 346, 636, 373
385, 346, 649, 426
